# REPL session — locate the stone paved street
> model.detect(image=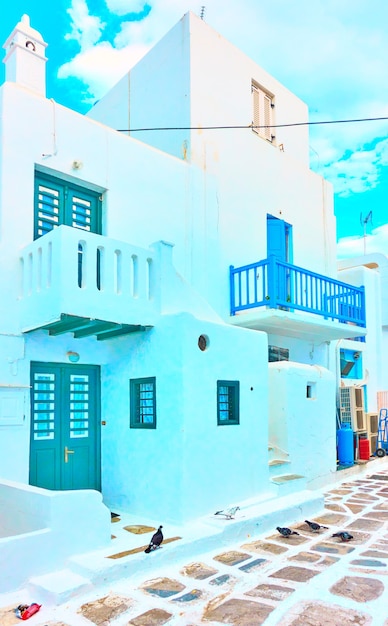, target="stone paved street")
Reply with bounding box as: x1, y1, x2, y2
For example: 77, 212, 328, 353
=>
1, 464, 388, 625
